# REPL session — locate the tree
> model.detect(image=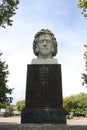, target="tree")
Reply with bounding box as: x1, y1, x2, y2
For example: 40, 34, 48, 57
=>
0, 52, 13, 108
63, 93, 87, 114
63, 95, 78, 113
78, 0, 87, 17
82, 45, 87, 87
0, 0, 19, 28
16, 100, 25, 111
